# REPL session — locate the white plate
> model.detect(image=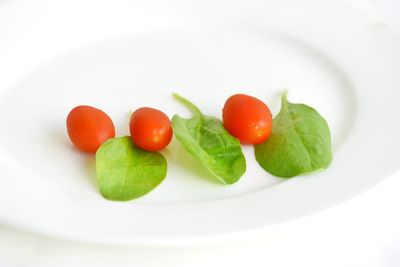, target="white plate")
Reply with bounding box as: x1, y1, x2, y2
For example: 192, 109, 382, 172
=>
0, 0, 399, 246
